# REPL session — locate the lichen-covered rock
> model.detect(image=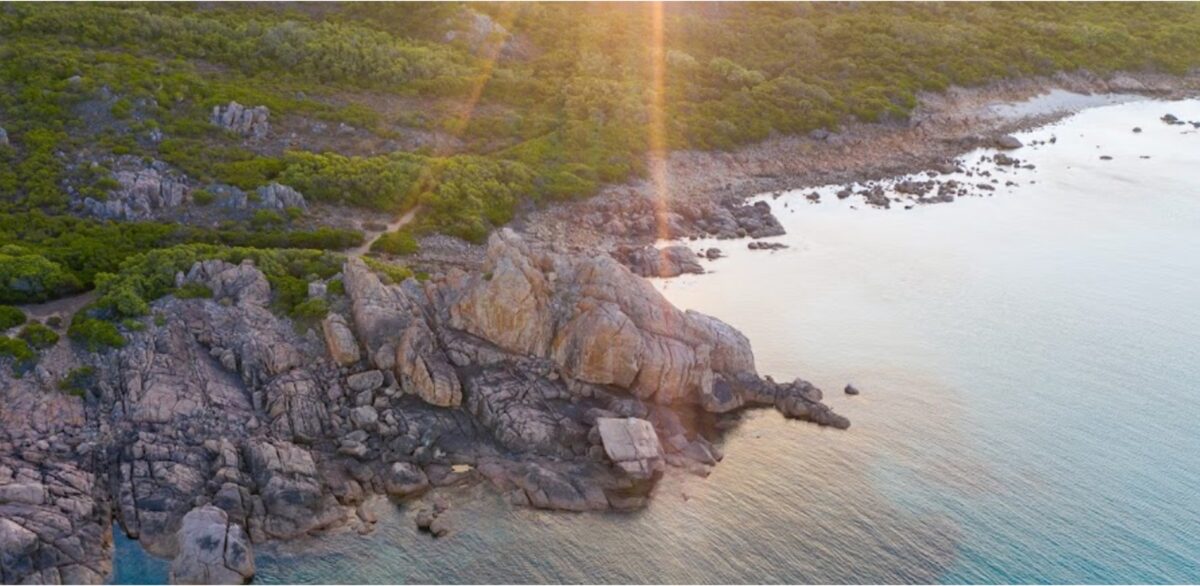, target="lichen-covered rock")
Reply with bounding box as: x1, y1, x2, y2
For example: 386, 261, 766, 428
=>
169, 505, 254, 585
